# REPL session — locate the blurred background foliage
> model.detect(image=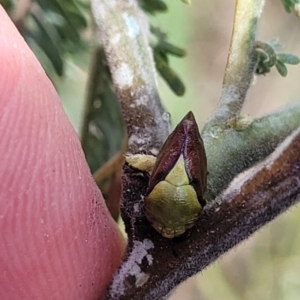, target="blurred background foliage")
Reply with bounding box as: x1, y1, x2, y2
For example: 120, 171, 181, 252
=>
3, 0, 300, 299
